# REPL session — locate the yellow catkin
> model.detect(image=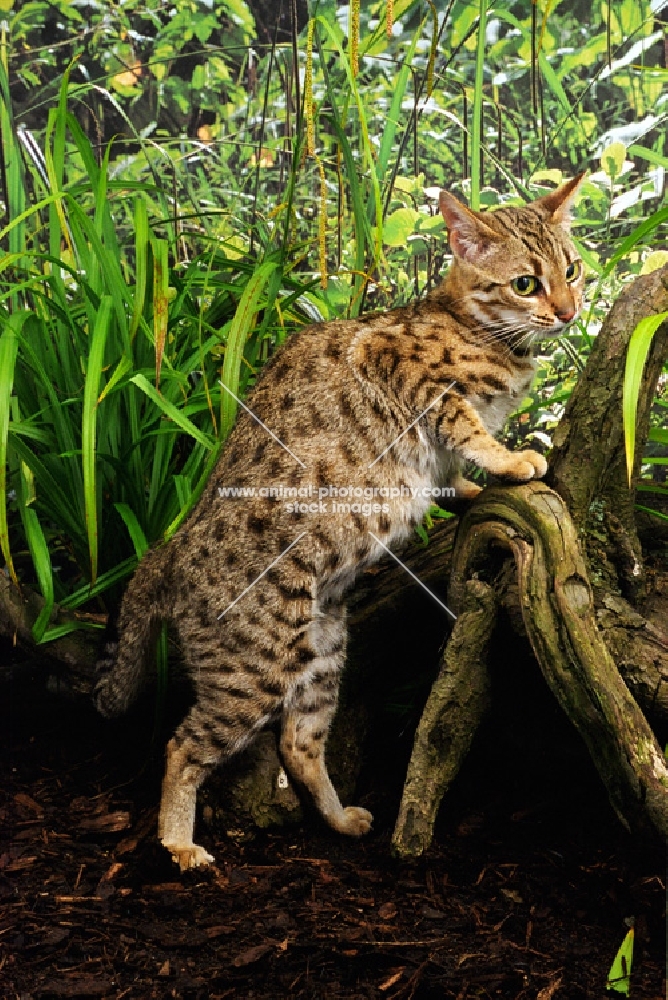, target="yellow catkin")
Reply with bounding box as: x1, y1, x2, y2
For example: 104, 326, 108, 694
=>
386, 0, 394, 38
316, 155, 328, 289
426, 0, 438, 97
350, 0, 360, 76
305, 18, 315, 156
